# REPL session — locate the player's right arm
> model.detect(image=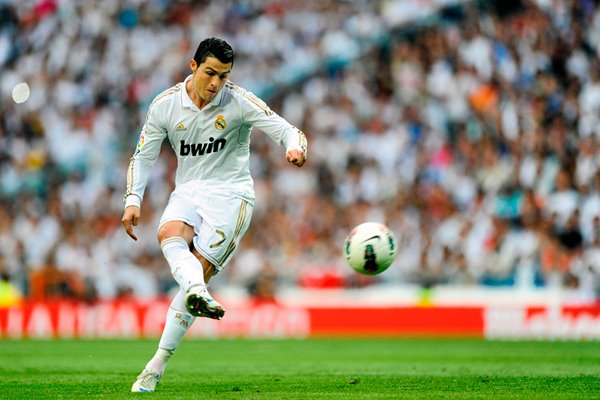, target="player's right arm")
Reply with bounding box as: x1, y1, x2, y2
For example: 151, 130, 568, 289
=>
122, 105, 167, 240
122, 205, 141, 241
